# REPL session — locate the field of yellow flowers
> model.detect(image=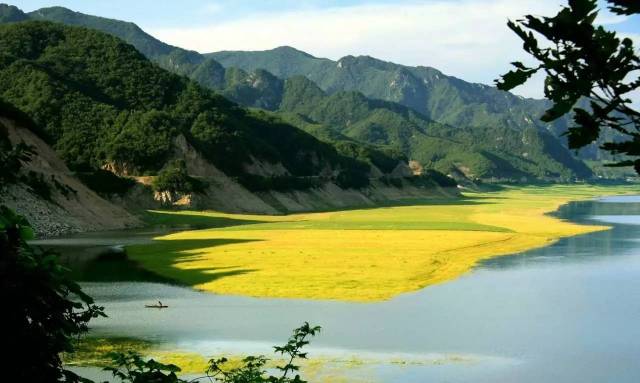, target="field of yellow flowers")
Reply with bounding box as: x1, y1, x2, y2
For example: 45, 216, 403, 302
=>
128, 185, 632, 301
